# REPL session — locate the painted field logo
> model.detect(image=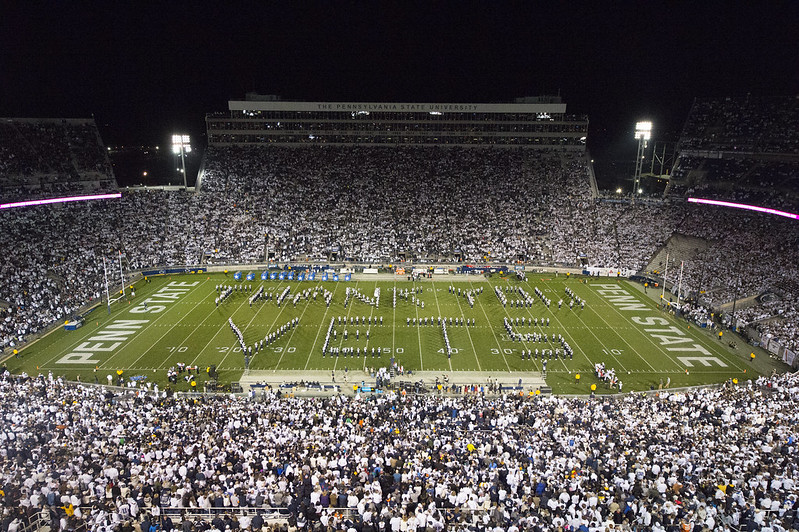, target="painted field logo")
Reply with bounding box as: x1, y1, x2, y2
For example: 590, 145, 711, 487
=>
57, 320, 149, 364
56, 281, 199, 364
595, 284, 728, 368
594, 284, 648, 311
